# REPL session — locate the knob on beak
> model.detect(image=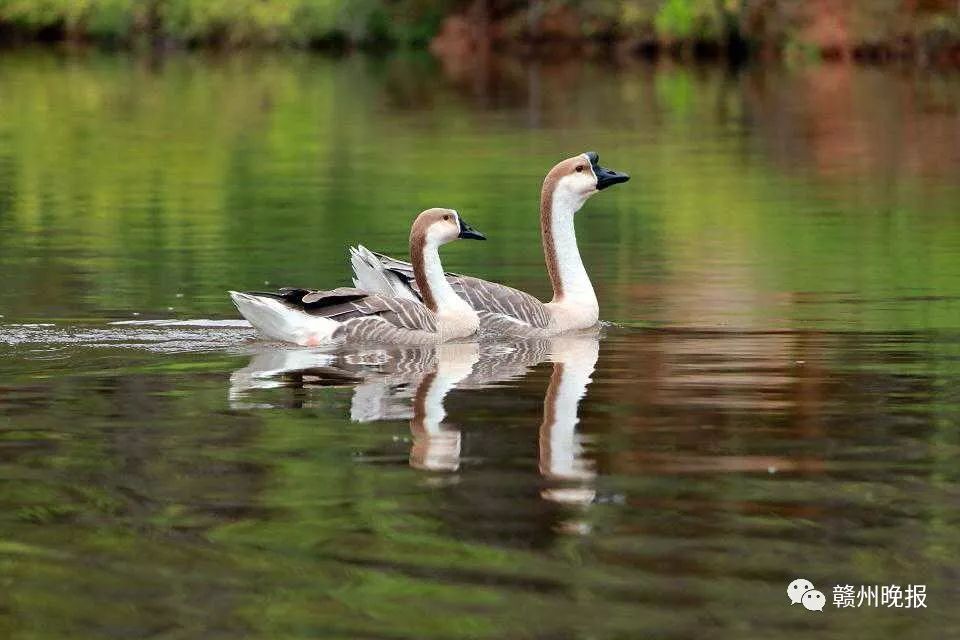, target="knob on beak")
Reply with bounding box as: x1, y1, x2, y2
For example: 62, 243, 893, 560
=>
585, 151, 630, 190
